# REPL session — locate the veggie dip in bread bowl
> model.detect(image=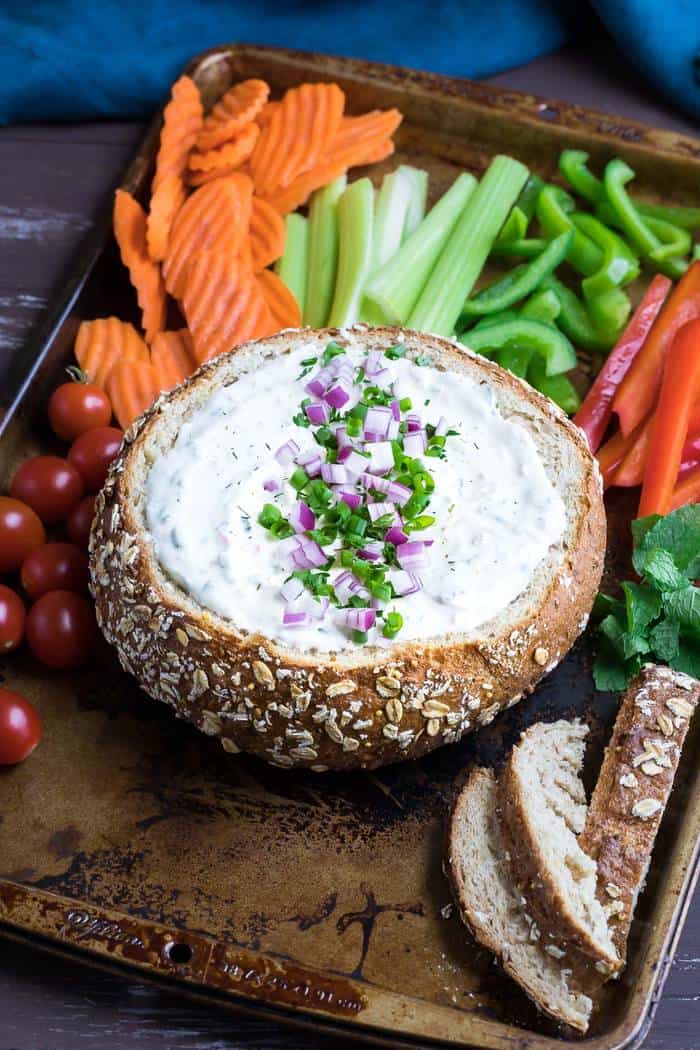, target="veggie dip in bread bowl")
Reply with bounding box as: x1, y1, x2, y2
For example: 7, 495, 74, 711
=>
89, 326, 605, 771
